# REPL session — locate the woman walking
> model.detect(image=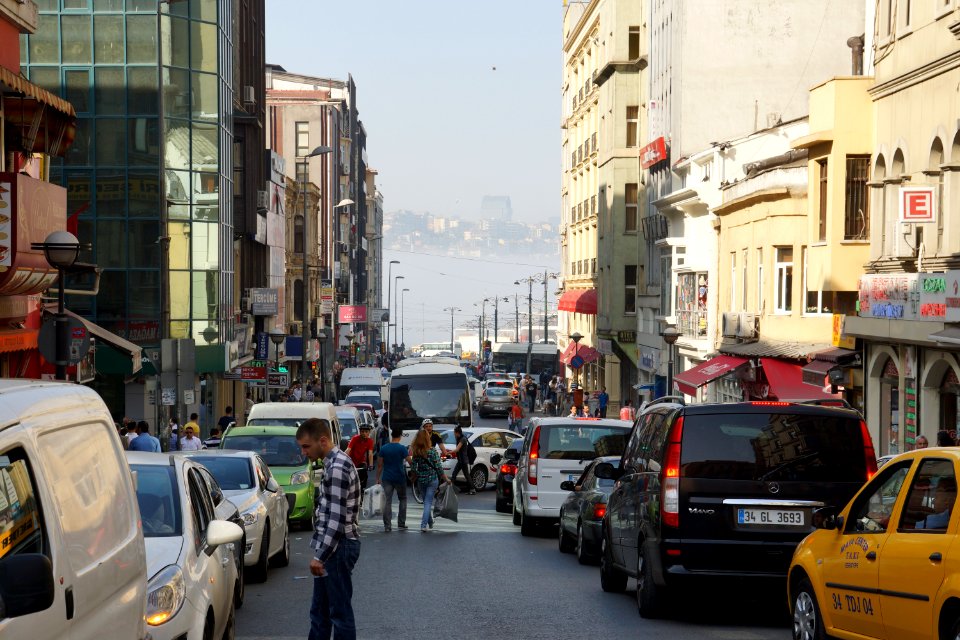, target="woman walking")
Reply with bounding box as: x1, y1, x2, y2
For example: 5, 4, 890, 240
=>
410, 426, 450, 532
